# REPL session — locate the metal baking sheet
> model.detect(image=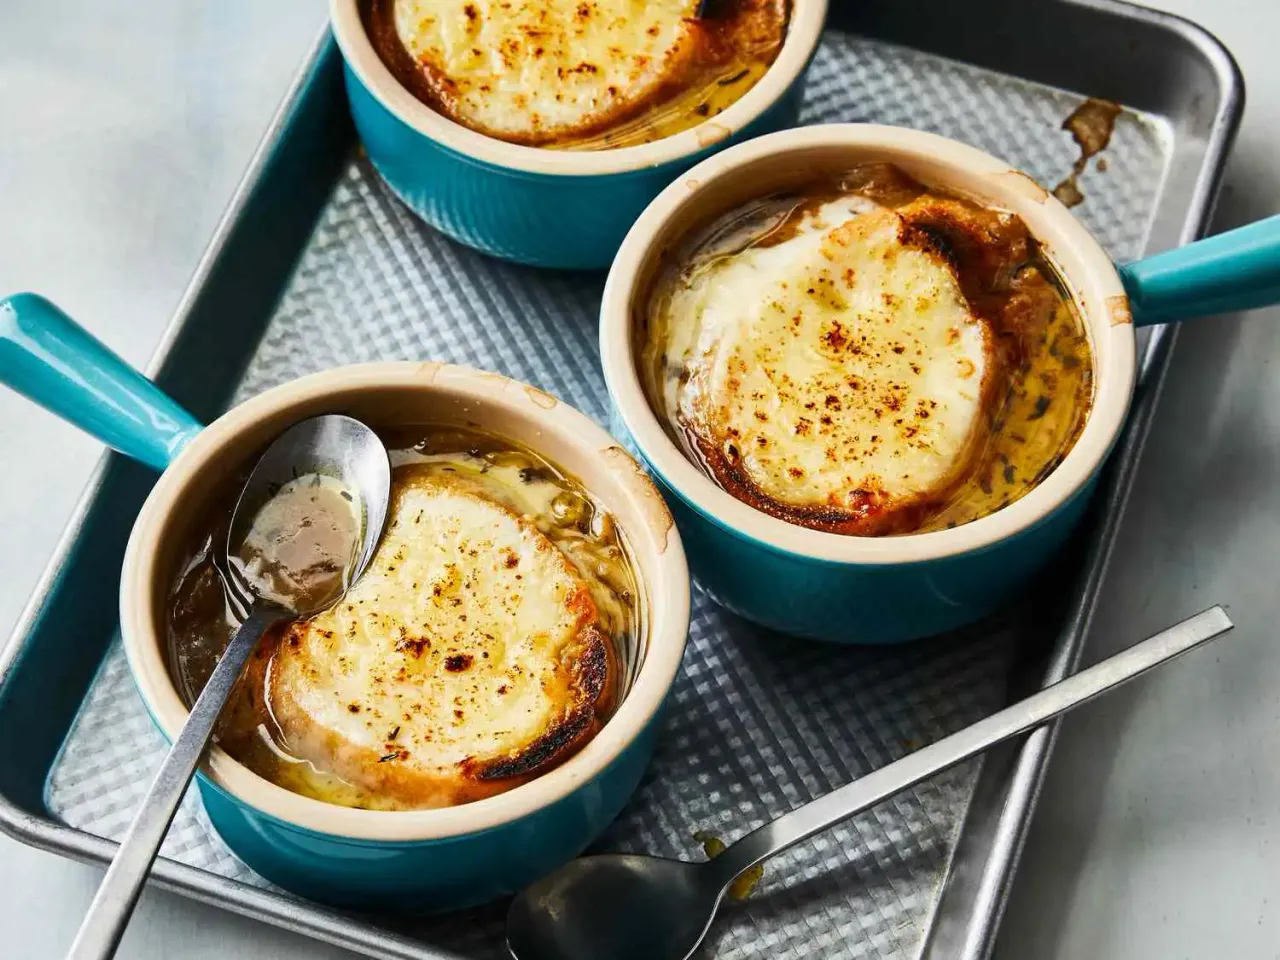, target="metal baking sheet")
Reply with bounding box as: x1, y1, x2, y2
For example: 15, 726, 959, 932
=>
0, 2, 1241, 959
